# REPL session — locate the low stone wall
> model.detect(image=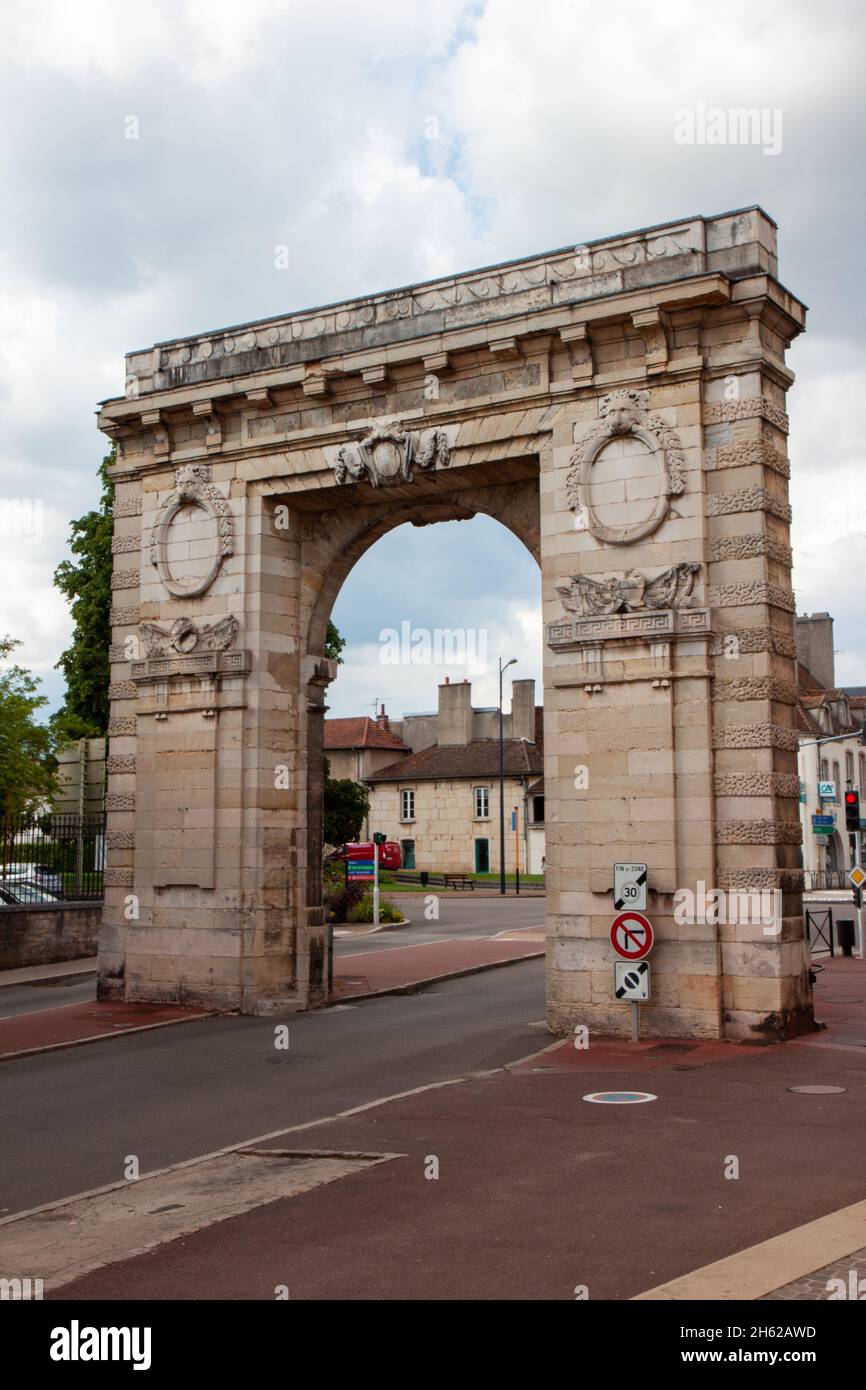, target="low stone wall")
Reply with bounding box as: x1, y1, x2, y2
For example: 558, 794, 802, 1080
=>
0, 902, 101, 970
